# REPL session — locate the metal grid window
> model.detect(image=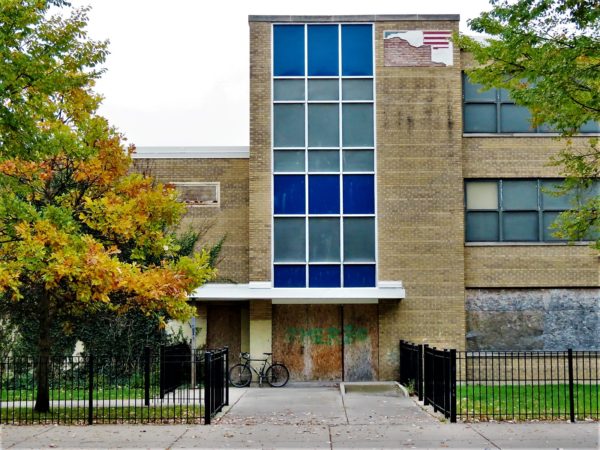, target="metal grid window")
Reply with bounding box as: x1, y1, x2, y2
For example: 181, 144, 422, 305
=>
465, 179, 598, 242
272, 23, 376, 288
462, 74, 600, 134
